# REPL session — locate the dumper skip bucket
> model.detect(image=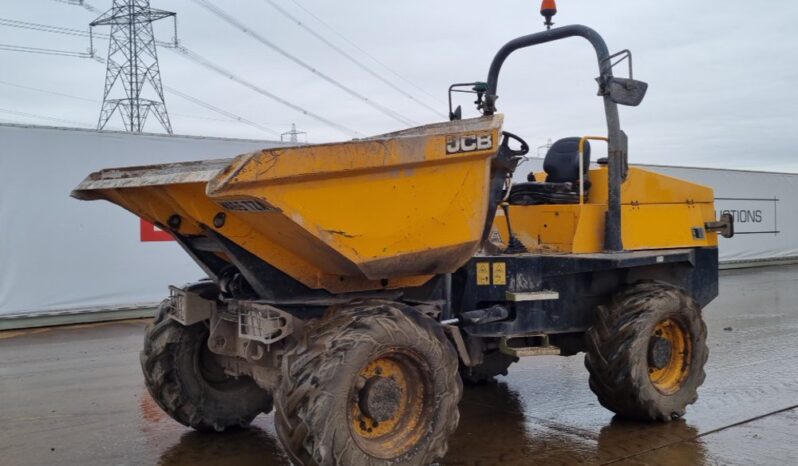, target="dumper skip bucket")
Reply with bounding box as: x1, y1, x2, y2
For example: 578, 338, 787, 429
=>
73, 115, 504, 293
